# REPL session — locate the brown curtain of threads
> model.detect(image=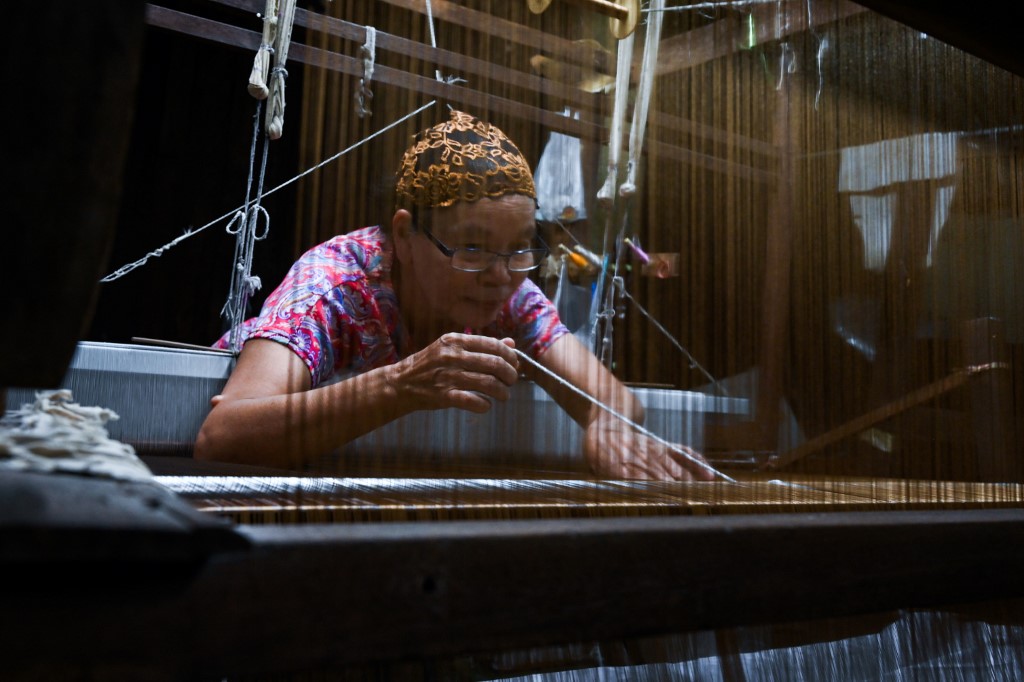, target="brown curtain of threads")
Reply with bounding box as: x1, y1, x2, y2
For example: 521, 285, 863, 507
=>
285, 0, 1023, 484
